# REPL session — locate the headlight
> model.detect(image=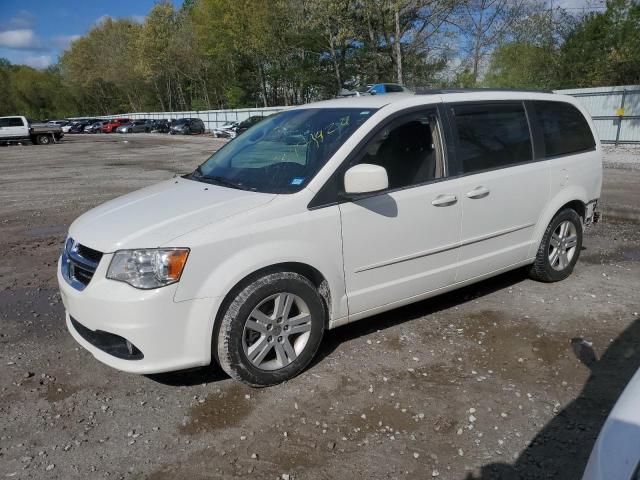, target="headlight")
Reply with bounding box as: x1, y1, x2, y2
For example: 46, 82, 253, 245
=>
106, 248, 189, 289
